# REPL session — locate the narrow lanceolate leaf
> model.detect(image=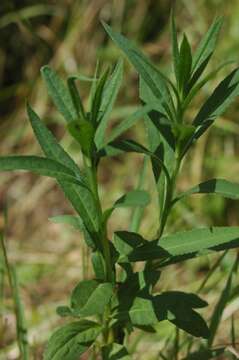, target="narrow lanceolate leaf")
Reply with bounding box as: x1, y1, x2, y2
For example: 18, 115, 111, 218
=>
171, 13, 180, 84
95, 59, 123, 149
27, 105, 100, 234
102, 22, 175, 121
191, 17, 223, 76
41, 66, 77, 123
44, 320, 101, 360
49, 215, 84, 231
0, 156, 84, 186
71, 280, 113, 317
67, 76, 86, 119
178, 34, 192, 93
175, 178, 239, 202
91, 68, 110, 124
128, 227, 239, 262
193, 68, 239, 127
114, 190, 150, 208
